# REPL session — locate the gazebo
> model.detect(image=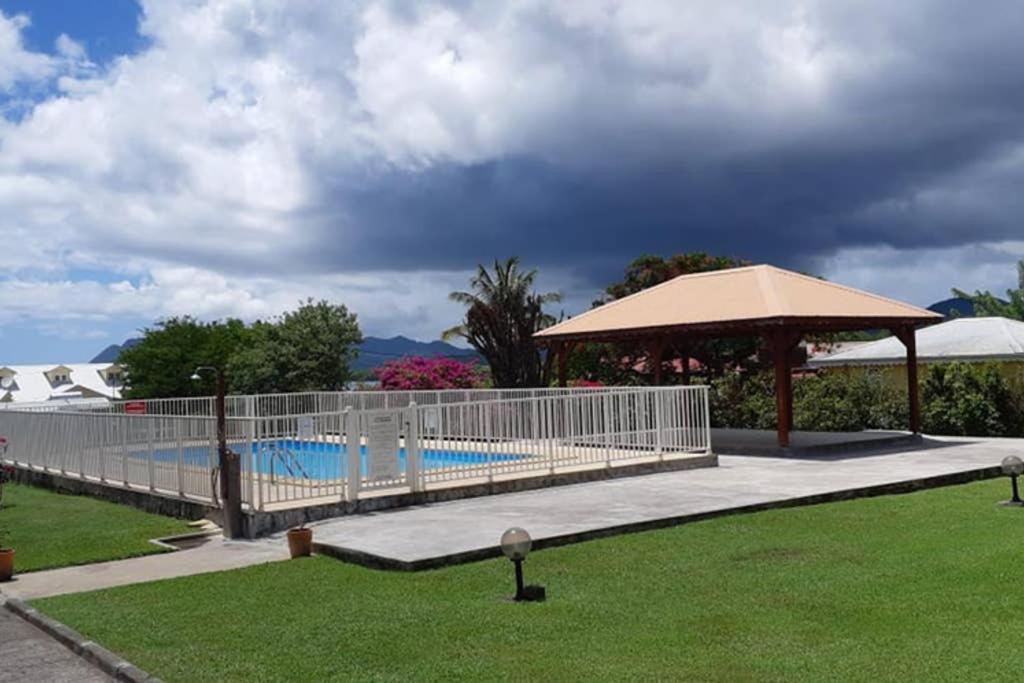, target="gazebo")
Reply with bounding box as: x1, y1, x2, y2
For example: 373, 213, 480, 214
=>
535, 265, 941, 447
